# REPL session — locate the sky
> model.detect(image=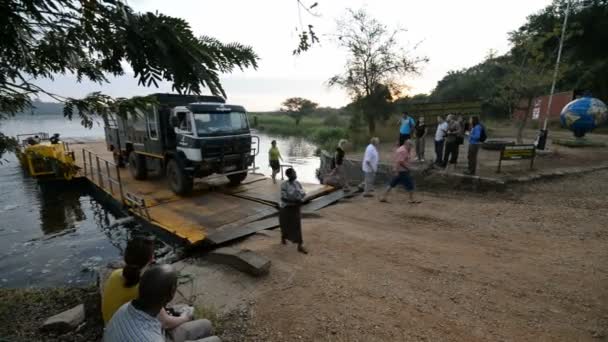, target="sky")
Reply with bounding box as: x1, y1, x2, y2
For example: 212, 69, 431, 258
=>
35, 0, 553, 111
